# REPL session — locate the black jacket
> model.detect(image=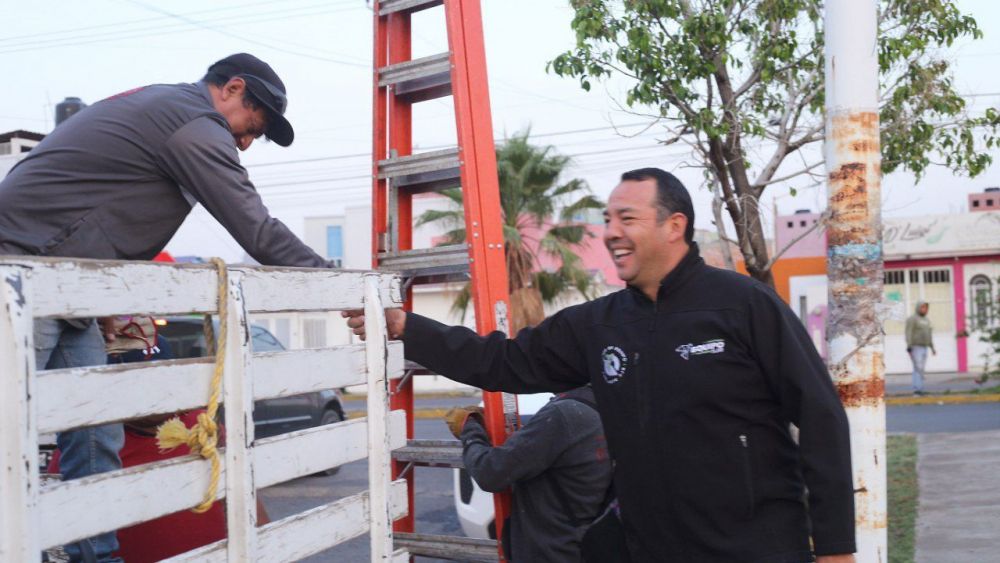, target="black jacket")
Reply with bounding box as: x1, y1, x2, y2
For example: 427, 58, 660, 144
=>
405, 244, 855, 562
460, 387, 612, 562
